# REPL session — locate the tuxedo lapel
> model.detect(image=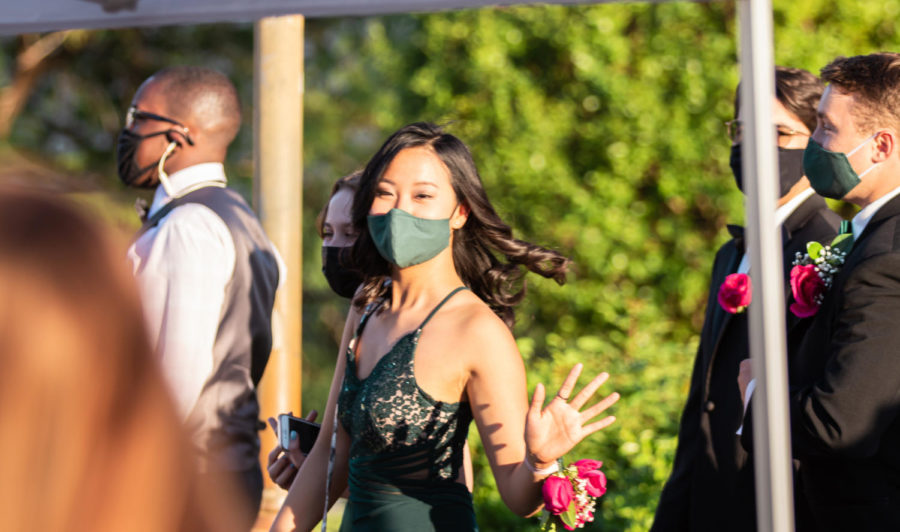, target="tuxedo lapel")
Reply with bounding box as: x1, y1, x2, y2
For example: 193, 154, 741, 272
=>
727, 224, 745, 254
713, 227, 744, 339
704, 231, 743, 375
781, 196, 830, 310
783, 194, 828, 240
854, 194, 900, 252
828, 195, 900, 298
